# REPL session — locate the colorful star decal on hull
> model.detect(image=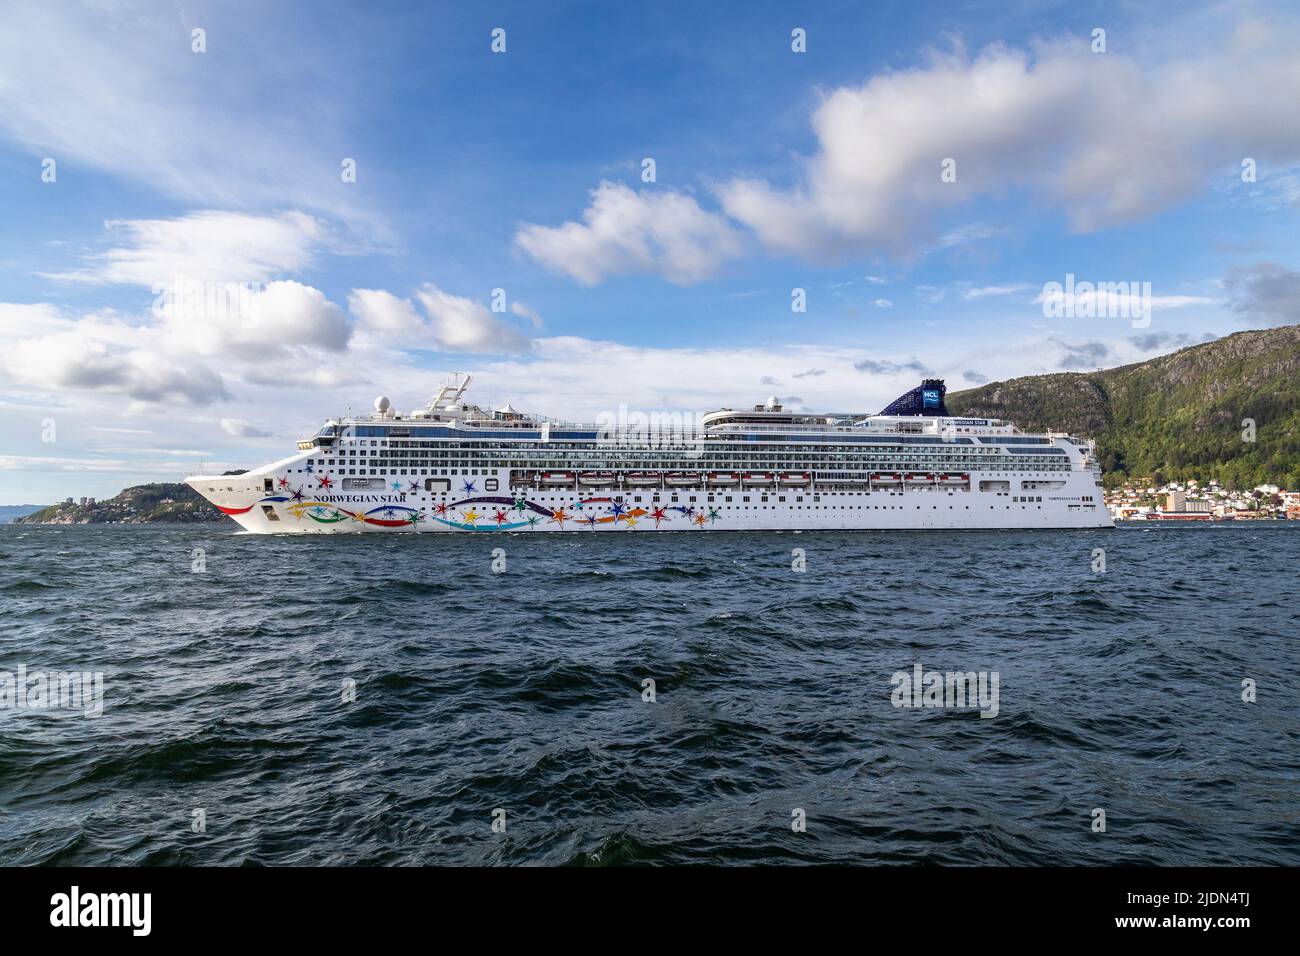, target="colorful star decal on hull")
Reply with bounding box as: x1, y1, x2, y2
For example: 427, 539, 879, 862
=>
433, 502, 449, 516
390, 480, 402, 491
549, 507, 569, 528
650, 507, 670, 527
462, 508, 481, 524
289, 487, 306, 502
277, 477, 289, 489
407, 512, 422, 527
494, 509, 510, 526
461, 480, 476, 493
316, 475, 334, 489
693, 513, 708, 527
579, 515, 599, 528
408, 481, 420, 493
